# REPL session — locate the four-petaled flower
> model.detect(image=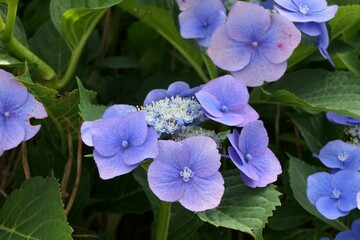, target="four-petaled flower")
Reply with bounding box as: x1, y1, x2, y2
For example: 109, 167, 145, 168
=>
307, 170, 360, 220
208, 1, 301, 86
317, 140, 360, 171
227, 120, 282, 187
195, 75, 258, 127
179, 0, 226, 47
148, 136, 224, 211
81, 106, 158, 179
0, 70, 47, 156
